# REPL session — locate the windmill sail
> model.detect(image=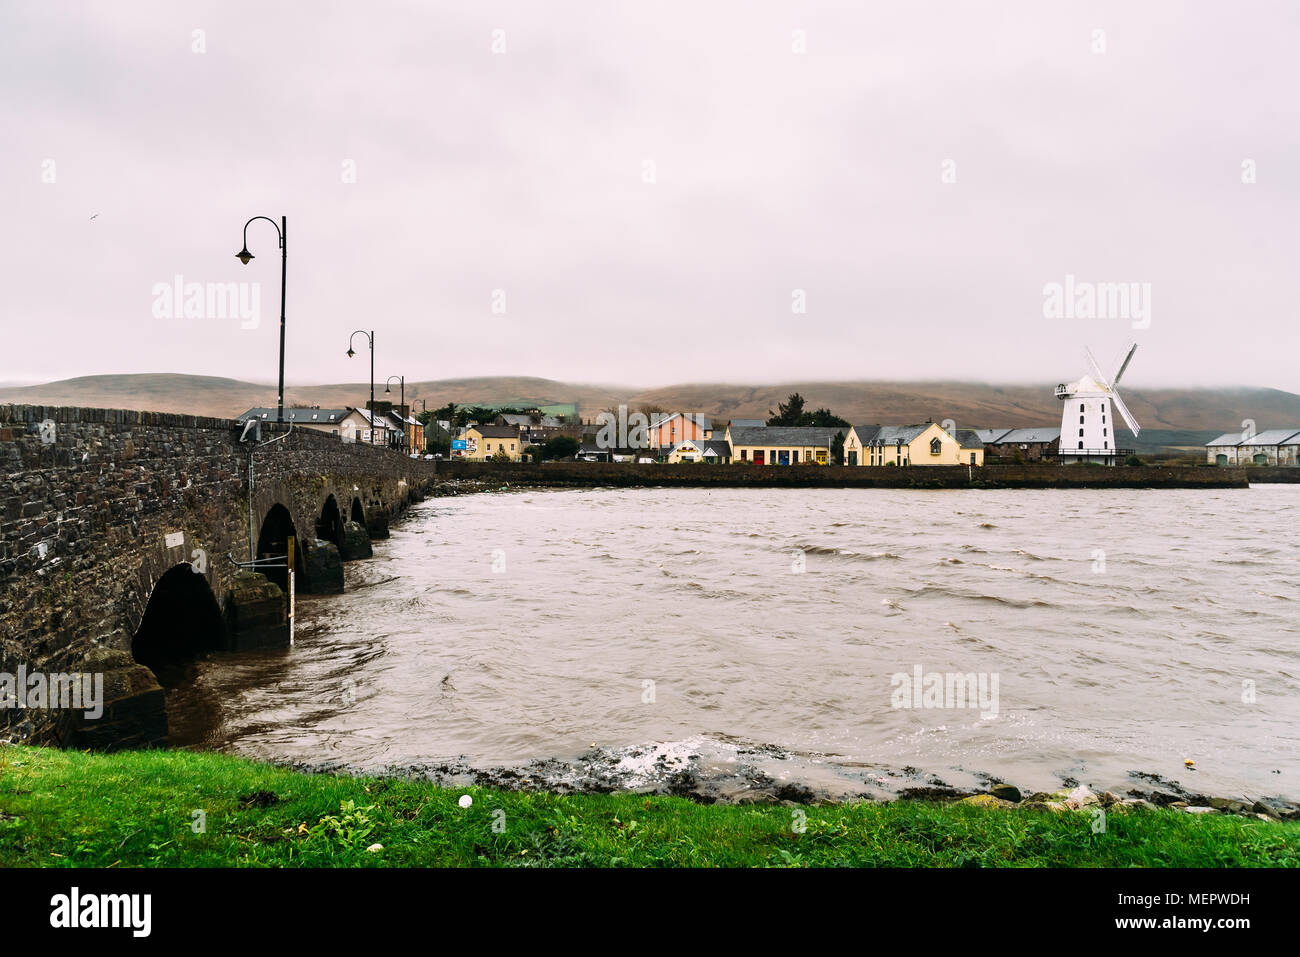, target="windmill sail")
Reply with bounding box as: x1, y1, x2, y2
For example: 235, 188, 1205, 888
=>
1084, 347, 1109, 389
1113, 342, 1138, 387
1111, 389, 1140, 436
